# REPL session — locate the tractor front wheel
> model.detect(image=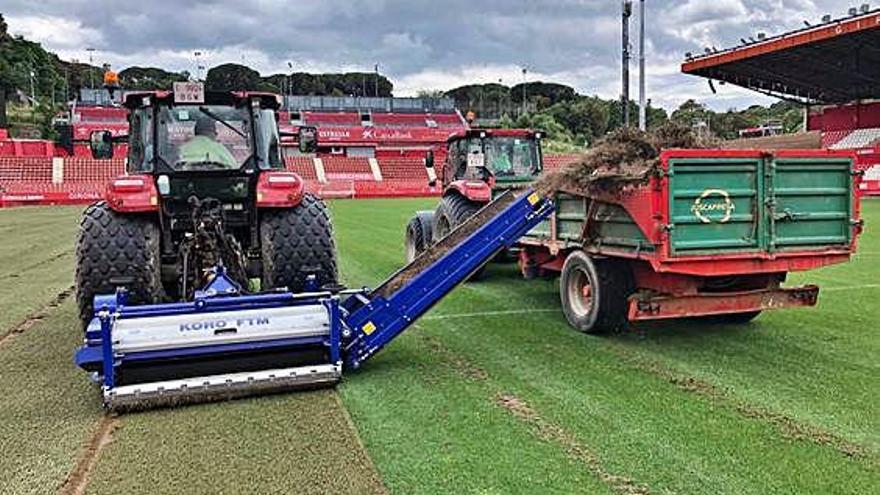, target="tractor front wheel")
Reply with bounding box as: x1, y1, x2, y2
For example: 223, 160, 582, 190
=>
260, 193, 338, 293
75, 201, 164, 330
431, 194, 481, 243
560, 251, 633, 334
432, 194, 485, 280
